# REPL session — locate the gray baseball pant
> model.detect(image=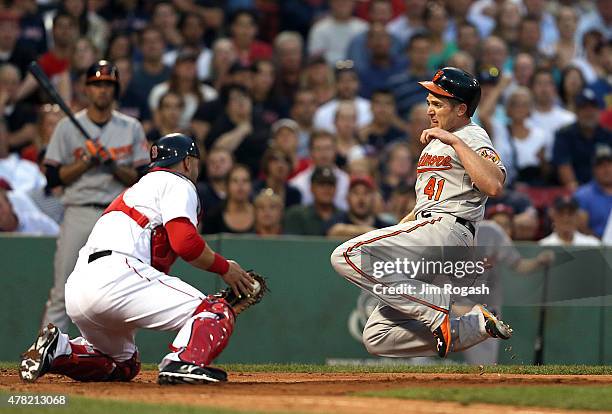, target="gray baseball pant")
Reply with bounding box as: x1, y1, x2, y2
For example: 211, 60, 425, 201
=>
331, 214, 490, 357
41, 206, 104, 331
